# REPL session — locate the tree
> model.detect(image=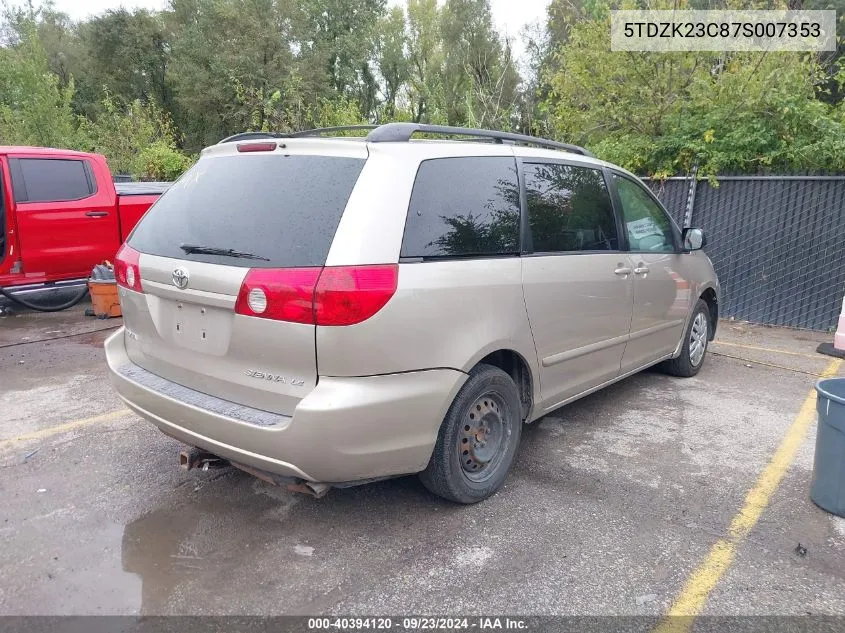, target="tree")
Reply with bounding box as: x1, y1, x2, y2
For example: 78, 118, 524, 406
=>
406, 0, 445, 122
0, 19, 79, 147
297, 0, 387, 118
376, 6, 409, 118
32, 5, 83, 90
167, 0, 298, 150
543, 14, 845, 175
440, 0, 520, 128
6, 0, 845, 179
79, 9, 170, 112
79, 94, 191, 179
